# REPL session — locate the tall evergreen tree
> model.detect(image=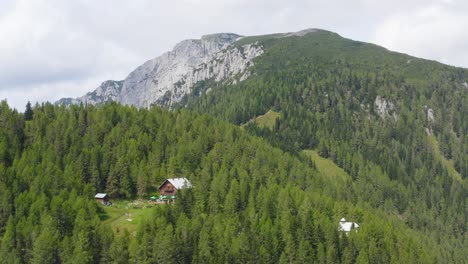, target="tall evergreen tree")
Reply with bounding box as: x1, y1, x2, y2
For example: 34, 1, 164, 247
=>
24, 101, 33, 121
